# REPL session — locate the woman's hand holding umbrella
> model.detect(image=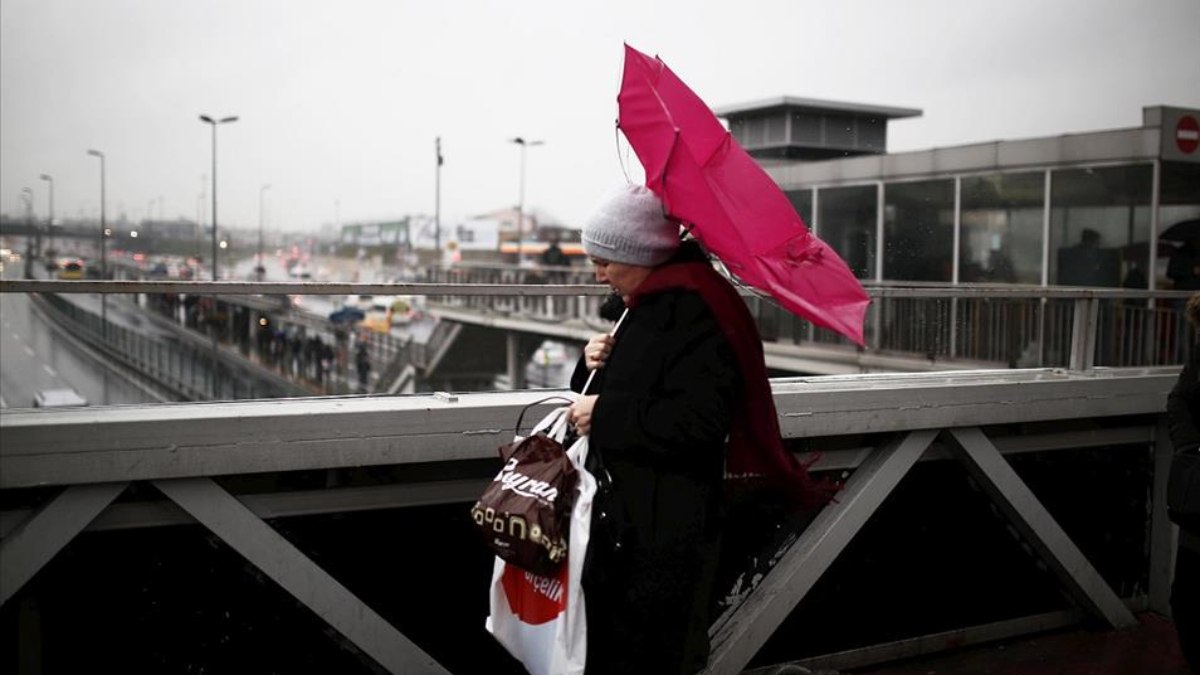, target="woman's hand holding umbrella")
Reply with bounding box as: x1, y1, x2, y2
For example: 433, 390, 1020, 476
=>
584, 334, 614, 371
